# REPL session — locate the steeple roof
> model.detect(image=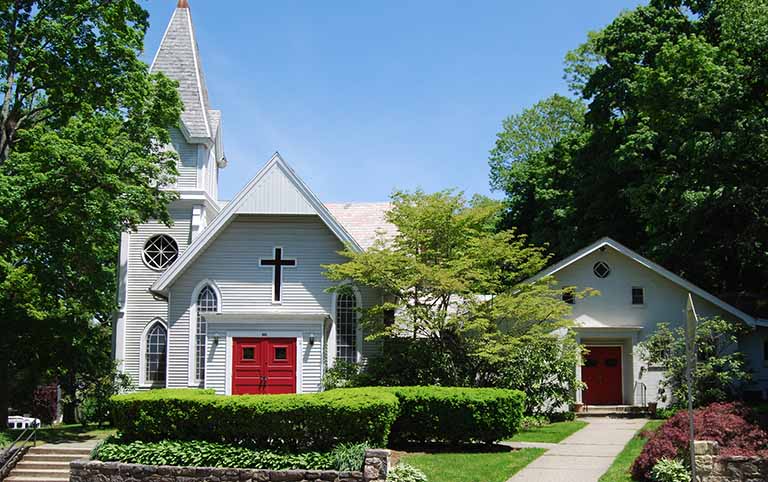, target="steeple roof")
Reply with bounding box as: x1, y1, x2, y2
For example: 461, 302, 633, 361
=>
150, 2, 212, 140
